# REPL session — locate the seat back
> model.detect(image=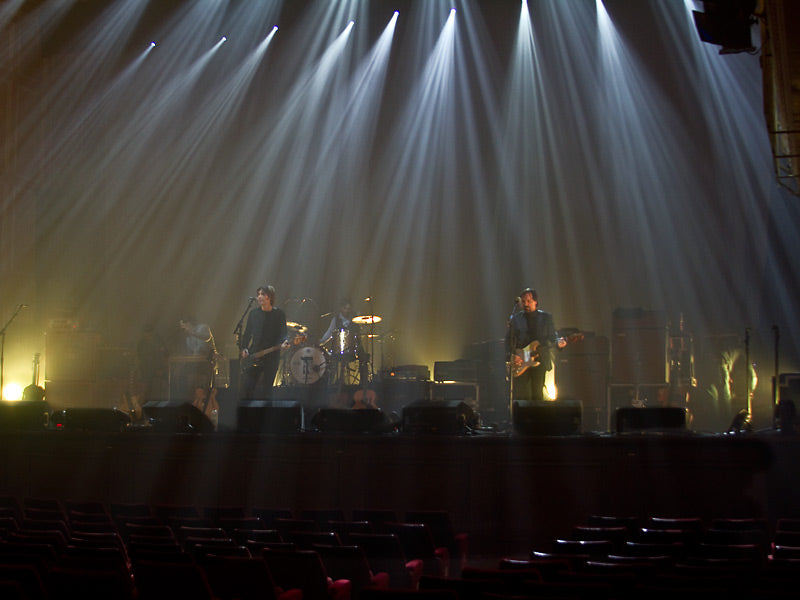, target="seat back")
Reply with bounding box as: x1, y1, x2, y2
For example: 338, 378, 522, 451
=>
262, 548, 338, 600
